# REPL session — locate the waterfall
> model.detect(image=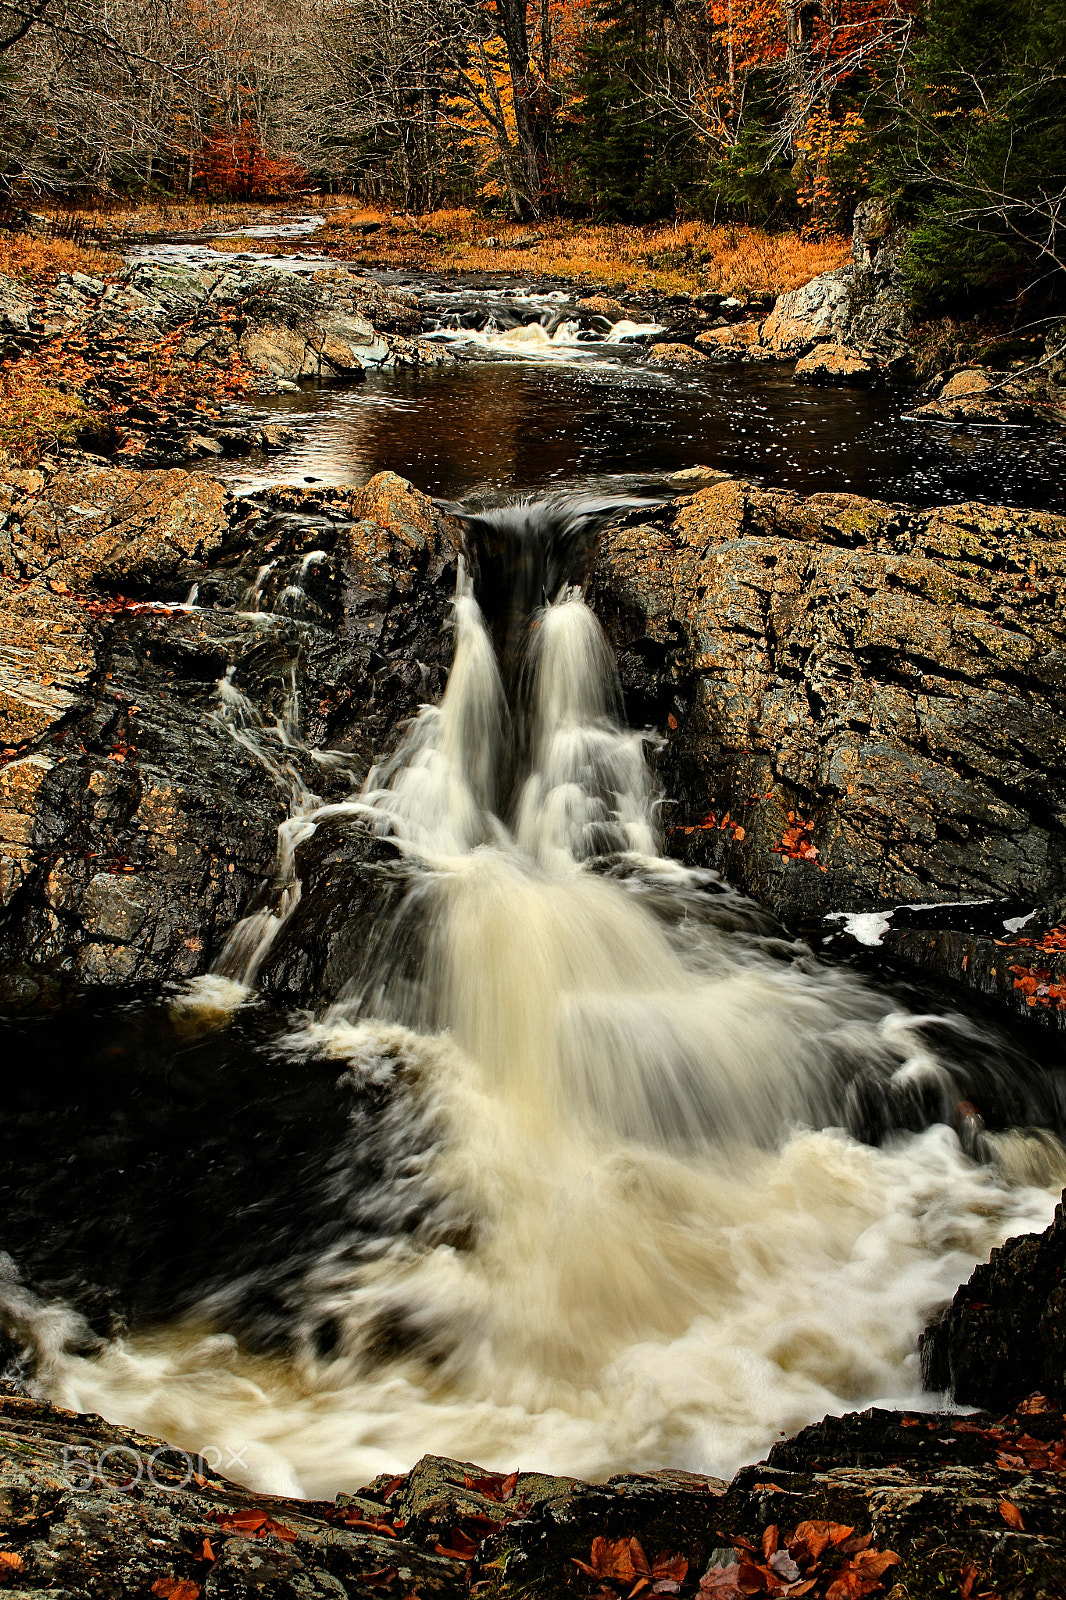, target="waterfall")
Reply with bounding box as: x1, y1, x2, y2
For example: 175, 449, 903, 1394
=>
32, 492, 1065, 1503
